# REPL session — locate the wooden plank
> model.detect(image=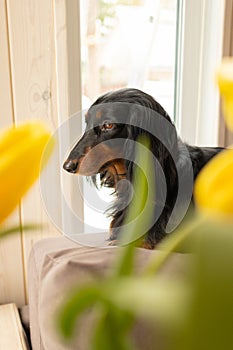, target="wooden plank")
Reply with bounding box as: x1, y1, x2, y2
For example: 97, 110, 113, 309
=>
3, 0, 84, 301
54, 0, 84, 235
66, 0, 83, 114
5, 0, 61, 292
0, 0, 26, 306
0, 214, 26, 306
0, 0, 13, 126
54, 0, 82, 116
0, 303, 29, 350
